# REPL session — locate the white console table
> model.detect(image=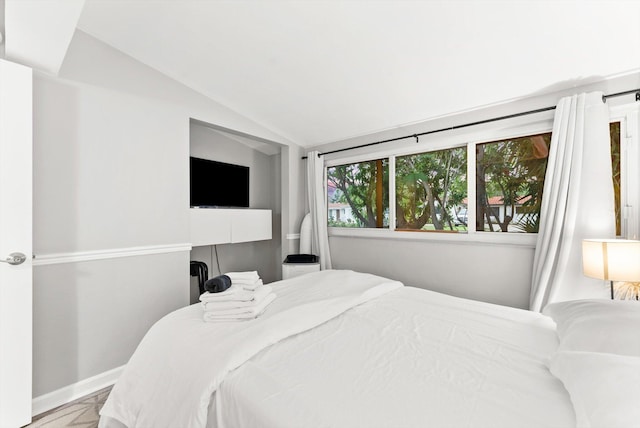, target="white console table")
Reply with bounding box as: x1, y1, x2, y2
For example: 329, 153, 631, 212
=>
190, 208, 272, 246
